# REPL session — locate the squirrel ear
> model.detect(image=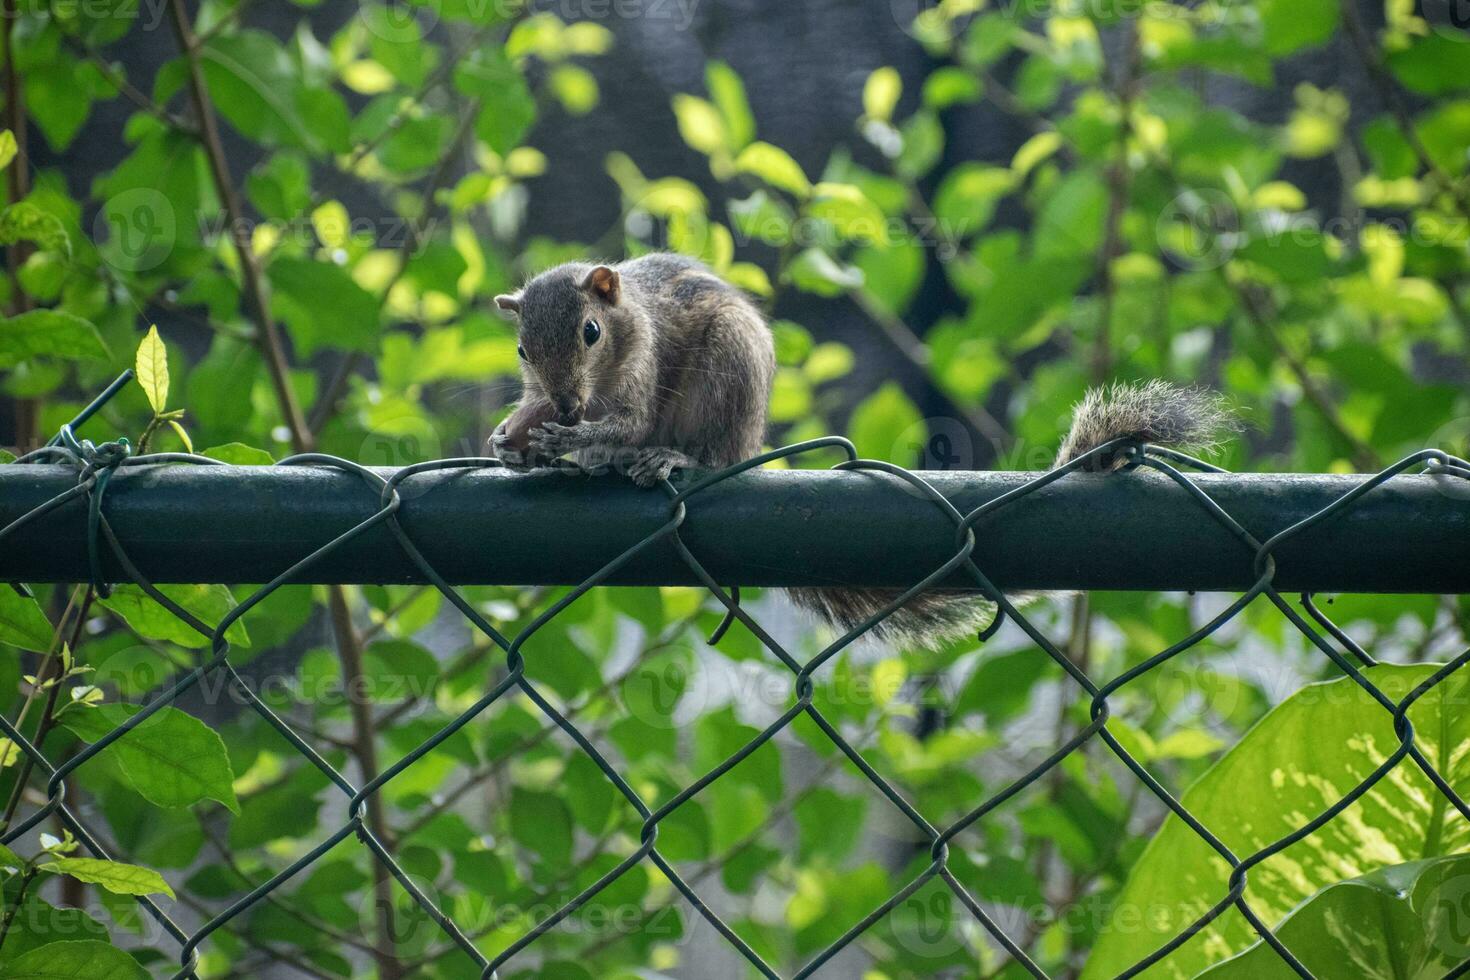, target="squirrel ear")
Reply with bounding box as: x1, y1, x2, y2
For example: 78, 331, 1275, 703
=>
494, 294, 522, 317
583, 266, 621, 304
